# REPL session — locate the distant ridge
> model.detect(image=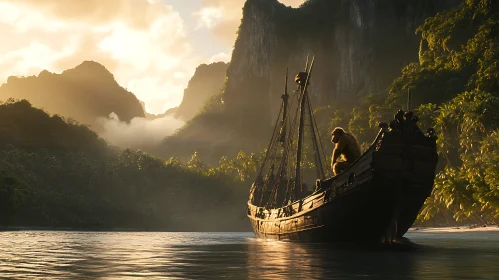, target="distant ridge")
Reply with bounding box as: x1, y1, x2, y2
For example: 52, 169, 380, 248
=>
174, 62, 228, 121
0, 61, 145, 132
